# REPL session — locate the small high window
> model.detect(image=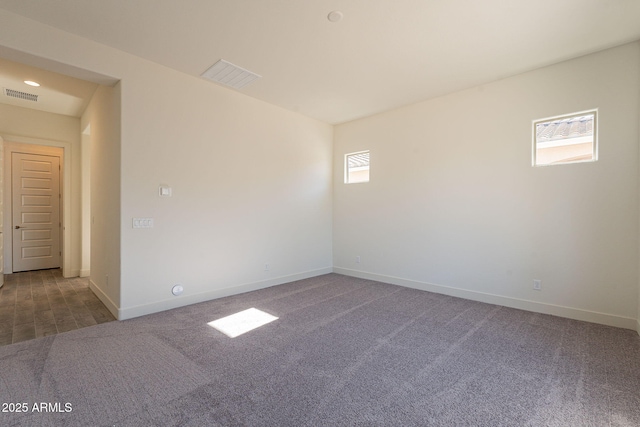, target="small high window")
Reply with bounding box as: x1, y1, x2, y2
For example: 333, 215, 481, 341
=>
345, 151, 370, 183
533, 110, 597, 166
